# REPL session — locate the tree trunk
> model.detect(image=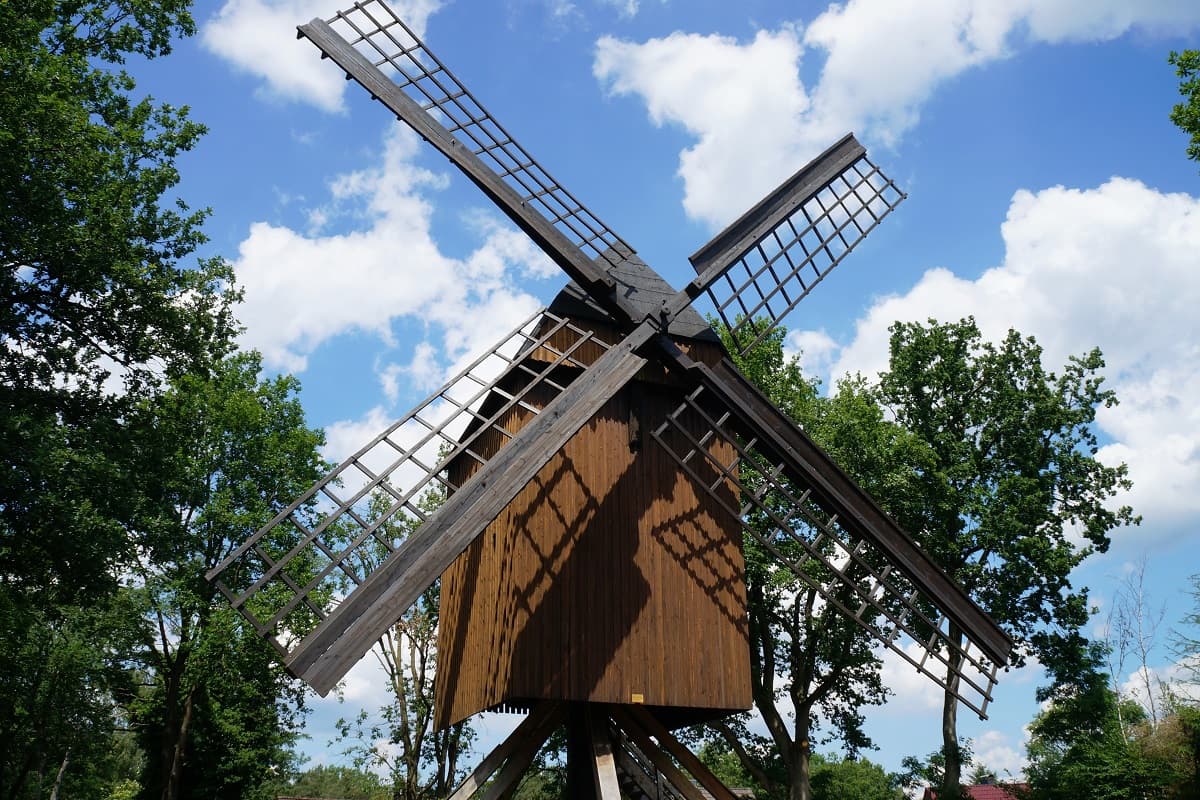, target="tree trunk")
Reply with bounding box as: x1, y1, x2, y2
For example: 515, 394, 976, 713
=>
48, 749, 70, 800
788, 724, 812, 800
939, 623, 964, 800
164, 688, 195, 800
